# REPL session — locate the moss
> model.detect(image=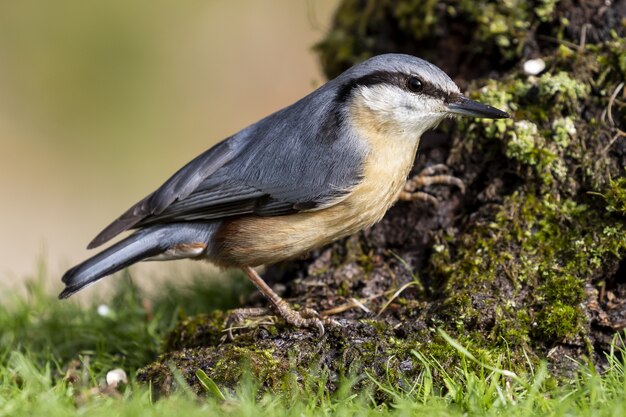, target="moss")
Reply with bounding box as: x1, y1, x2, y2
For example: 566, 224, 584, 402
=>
535, 303, 582, 342
597, 36, 626, 78
540, 274, 585, 305
163, 311, 227, 352
315, 0, 573, 79
457, 0, 536, 55
535, 0, 558, 21
604, 178, 626, 216
424, 40, 626, 351
393, 0, 440, 39
494, 306, 532, 347
431, 189, 626, 345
